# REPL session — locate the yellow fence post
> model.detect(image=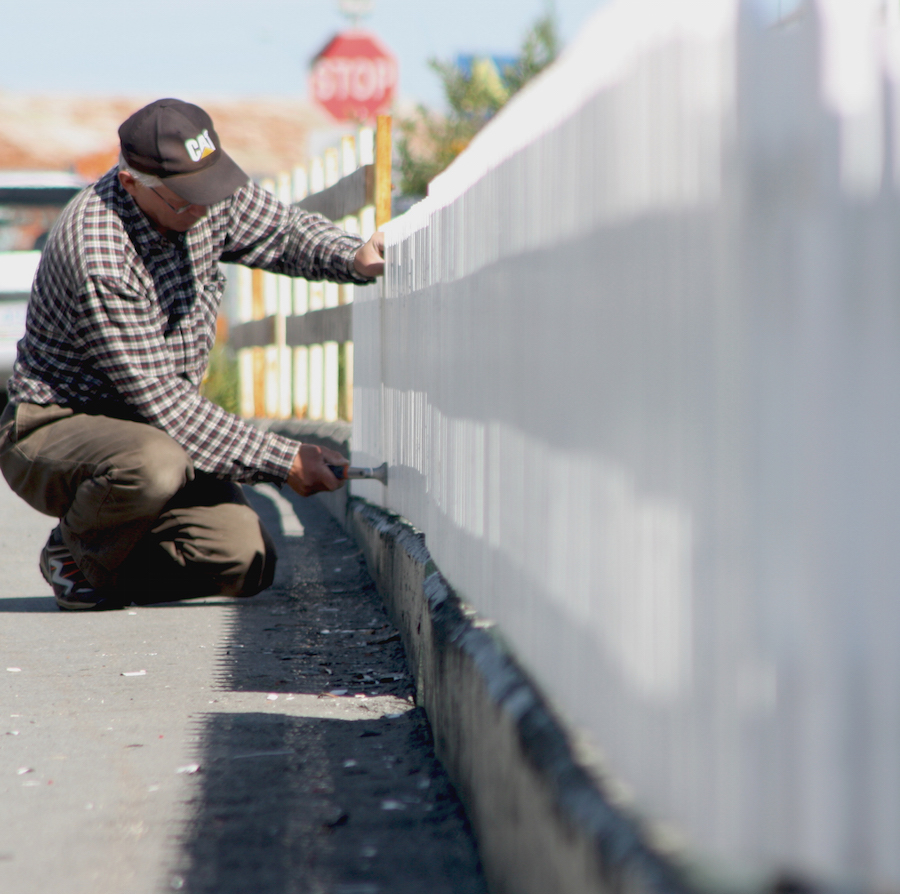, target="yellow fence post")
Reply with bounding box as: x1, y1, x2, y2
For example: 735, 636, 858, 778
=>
375, 116, 392, 230
251, 268, 266, 418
